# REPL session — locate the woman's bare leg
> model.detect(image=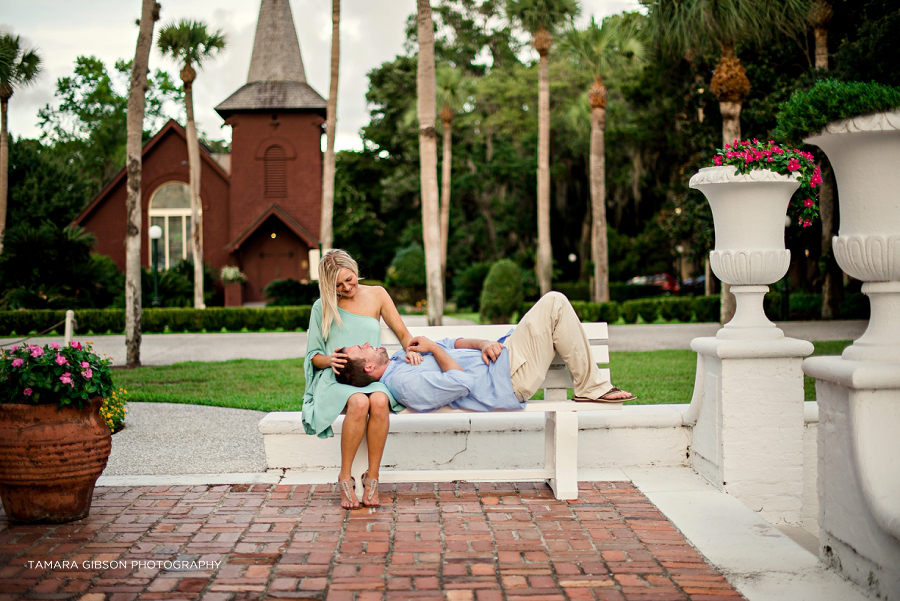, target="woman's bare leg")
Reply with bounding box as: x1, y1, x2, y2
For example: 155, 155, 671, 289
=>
363, 391, 390, 505
338, 393, 369, 508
